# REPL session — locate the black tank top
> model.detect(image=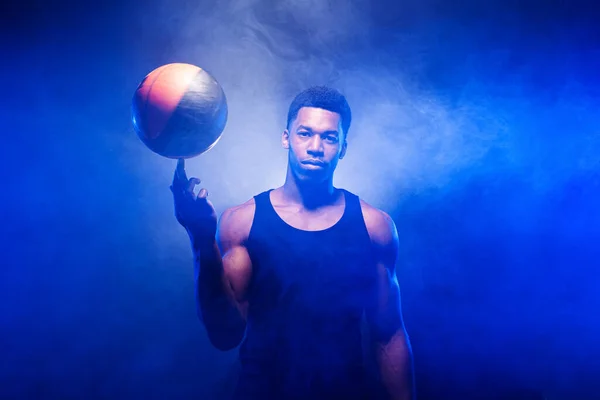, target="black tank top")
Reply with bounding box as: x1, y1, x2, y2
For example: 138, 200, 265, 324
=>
233, 189, 379, 400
